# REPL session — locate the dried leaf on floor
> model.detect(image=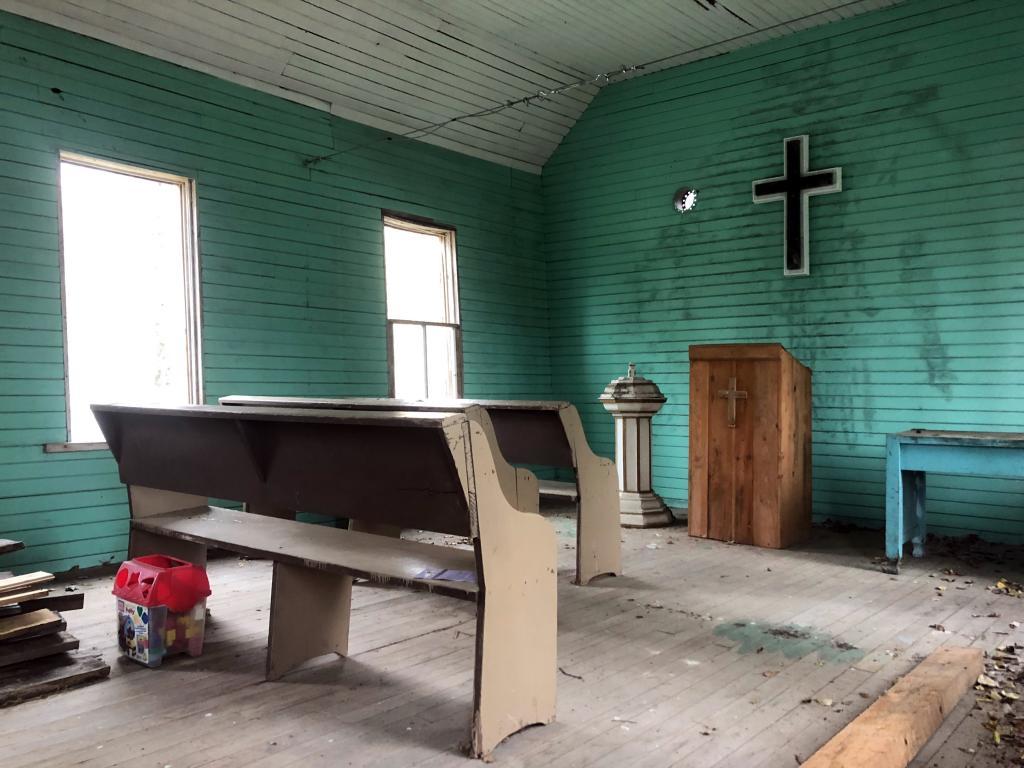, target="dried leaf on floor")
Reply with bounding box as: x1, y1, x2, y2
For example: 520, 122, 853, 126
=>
991, 579, 1024, 598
